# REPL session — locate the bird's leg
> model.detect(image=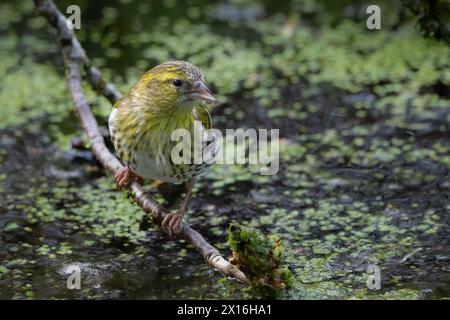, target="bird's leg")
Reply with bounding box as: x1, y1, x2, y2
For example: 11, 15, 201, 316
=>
162, 178, 196, 236
114, 166, 143, 188
148, 180, 164, 190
